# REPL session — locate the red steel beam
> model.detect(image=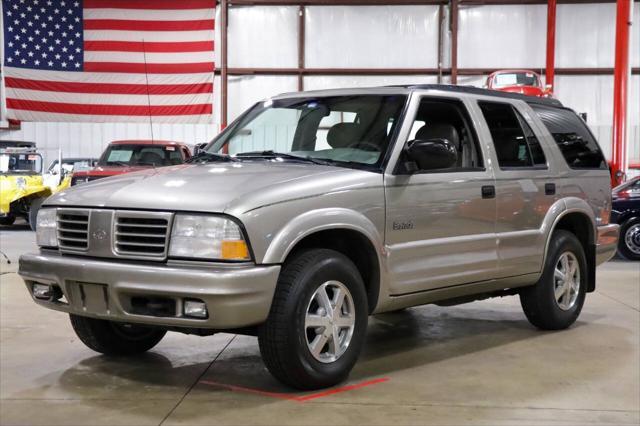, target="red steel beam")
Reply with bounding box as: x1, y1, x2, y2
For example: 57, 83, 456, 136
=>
545, 0, 557, 90
611, 0, 632, 186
